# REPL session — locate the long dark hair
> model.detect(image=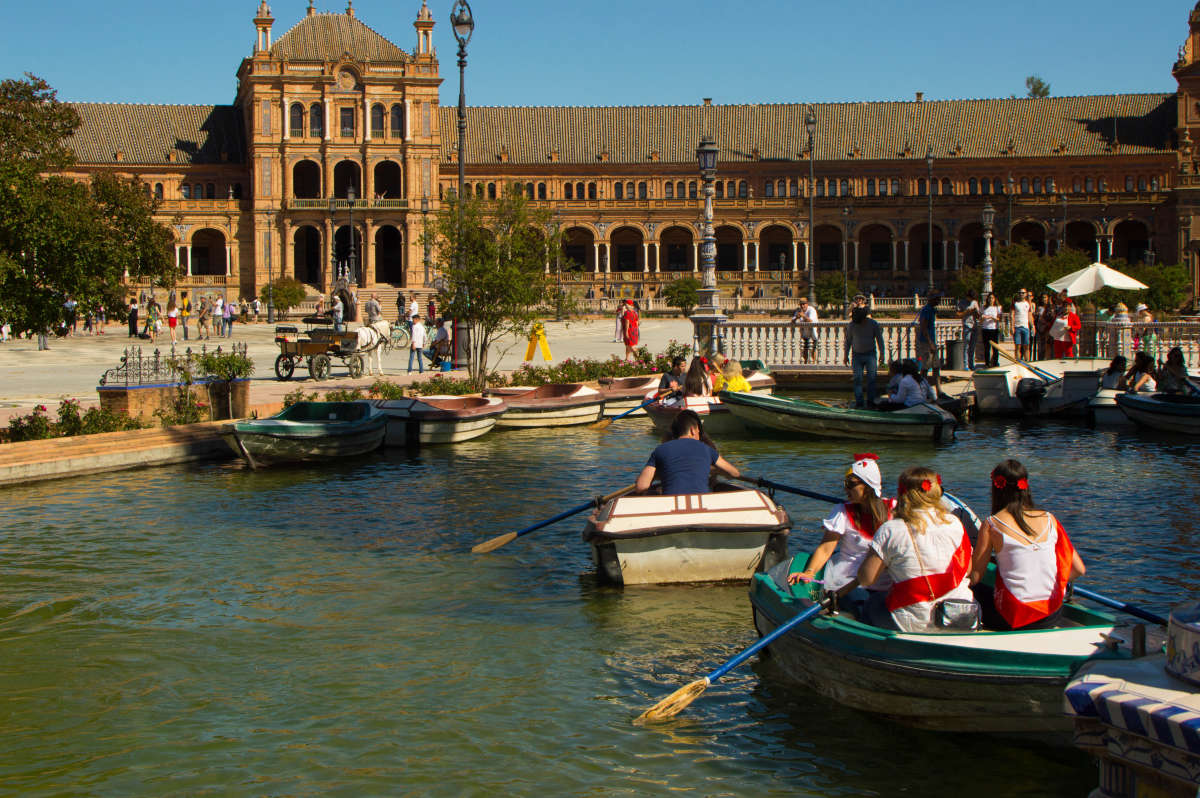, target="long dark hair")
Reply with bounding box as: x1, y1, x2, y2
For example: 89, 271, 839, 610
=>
1132, 350, 1154, 374
683, 357, 710, 395
990, 458, 1039, 538
1105, 356, 1127, 376
849, 487, 891, 534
